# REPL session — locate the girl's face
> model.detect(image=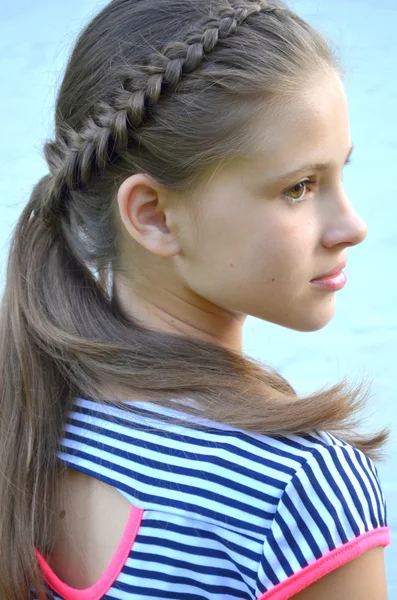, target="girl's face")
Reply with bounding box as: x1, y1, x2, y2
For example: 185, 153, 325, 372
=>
169, 70, 367, 333
116, 69, 367, 346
